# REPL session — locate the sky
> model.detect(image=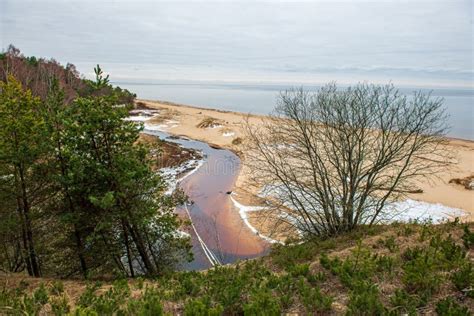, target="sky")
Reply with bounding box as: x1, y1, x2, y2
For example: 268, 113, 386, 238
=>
1, 0, 473, 88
